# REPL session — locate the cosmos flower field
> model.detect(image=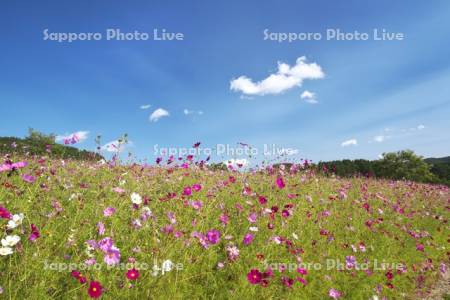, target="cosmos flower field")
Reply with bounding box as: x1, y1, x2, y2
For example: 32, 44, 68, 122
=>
0, 153, 449, 299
